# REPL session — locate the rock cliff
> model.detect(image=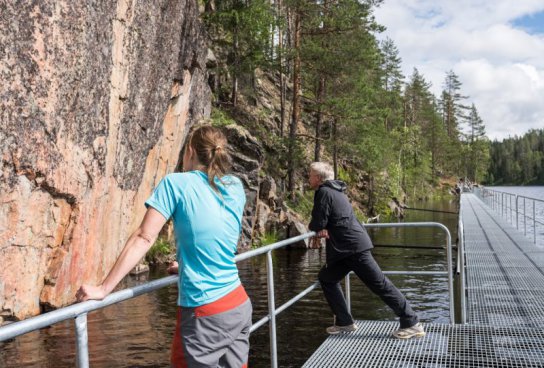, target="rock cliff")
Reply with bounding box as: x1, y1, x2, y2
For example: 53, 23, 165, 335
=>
0, 0, 210, 321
